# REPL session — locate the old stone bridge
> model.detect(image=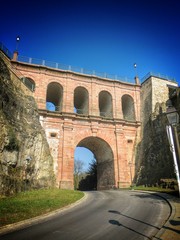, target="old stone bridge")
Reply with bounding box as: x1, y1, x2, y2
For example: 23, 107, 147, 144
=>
11, 53, 141, 190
